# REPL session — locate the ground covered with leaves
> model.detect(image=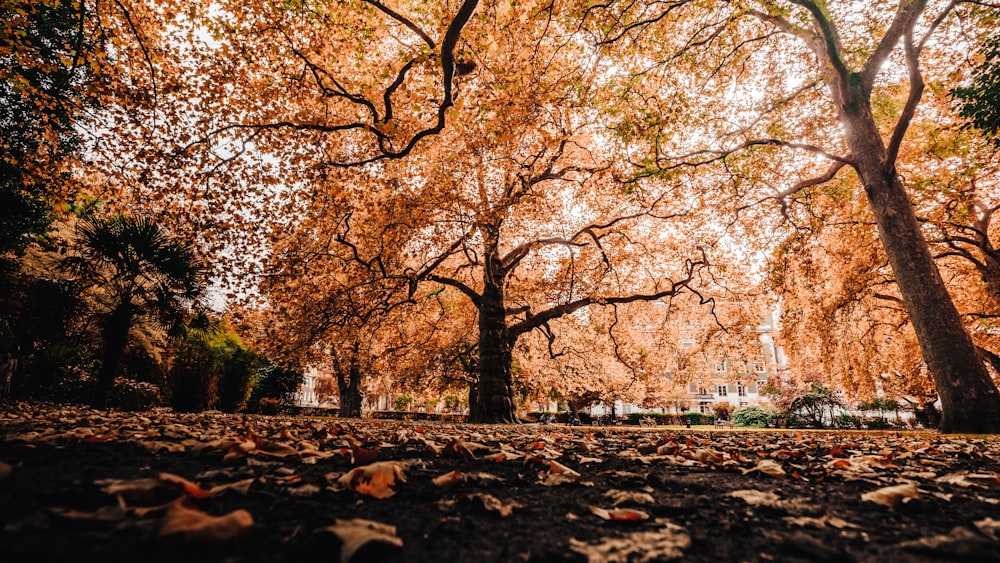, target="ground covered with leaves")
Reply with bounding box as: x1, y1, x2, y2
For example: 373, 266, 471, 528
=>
2, 404, 1000, 562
